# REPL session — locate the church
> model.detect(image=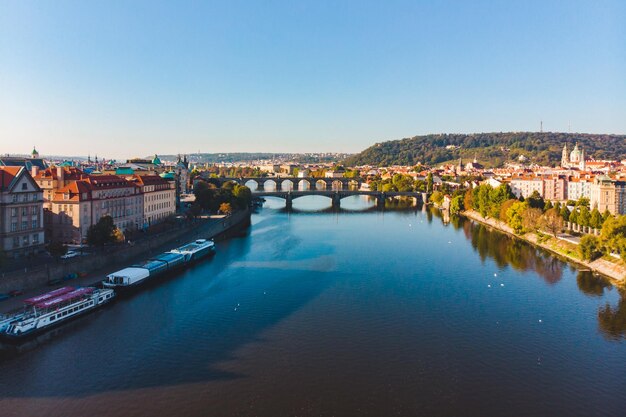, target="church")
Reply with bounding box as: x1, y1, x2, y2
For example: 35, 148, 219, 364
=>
561, 143, 586, 170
